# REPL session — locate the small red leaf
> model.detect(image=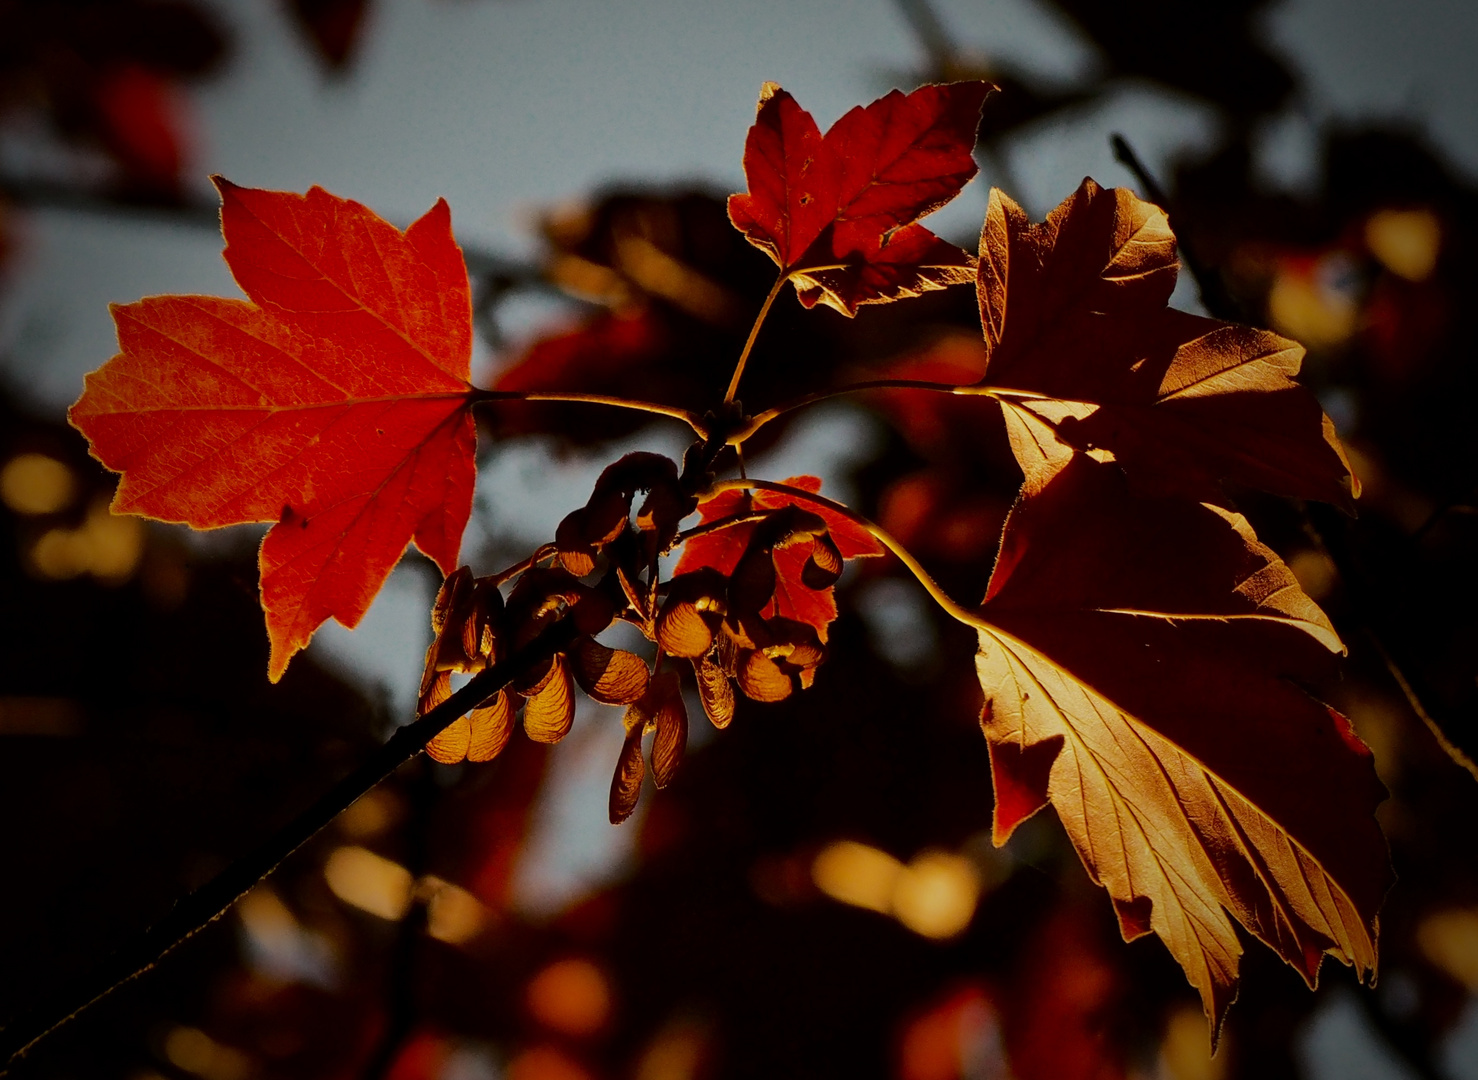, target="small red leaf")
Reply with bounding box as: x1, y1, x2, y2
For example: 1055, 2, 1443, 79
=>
729, 82, 991, 315
674, 477, 882, 641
